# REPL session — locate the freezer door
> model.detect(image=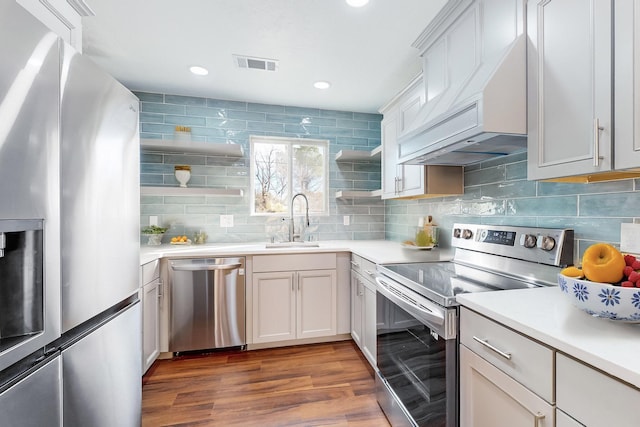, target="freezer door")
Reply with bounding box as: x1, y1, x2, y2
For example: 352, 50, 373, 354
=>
62, 302, 141, 427
0, 2, 61, 372
0, 356, 62, 427
59, 42, 140, 332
